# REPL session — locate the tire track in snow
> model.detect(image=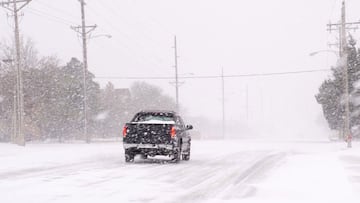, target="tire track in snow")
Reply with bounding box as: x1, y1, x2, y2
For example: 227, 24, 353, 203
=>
0, 153, 123, 180
164, 151, 286, 203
